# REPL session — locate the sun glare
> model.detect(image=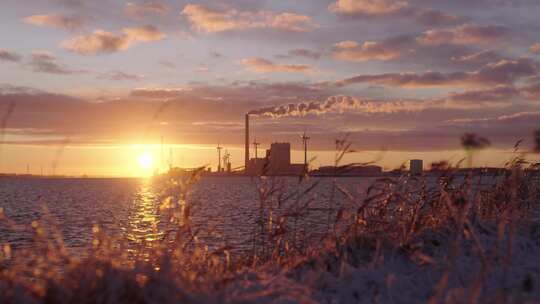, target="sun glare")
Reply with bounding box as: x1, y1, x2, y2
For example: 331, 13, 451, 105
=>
137, 153, 154, 170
